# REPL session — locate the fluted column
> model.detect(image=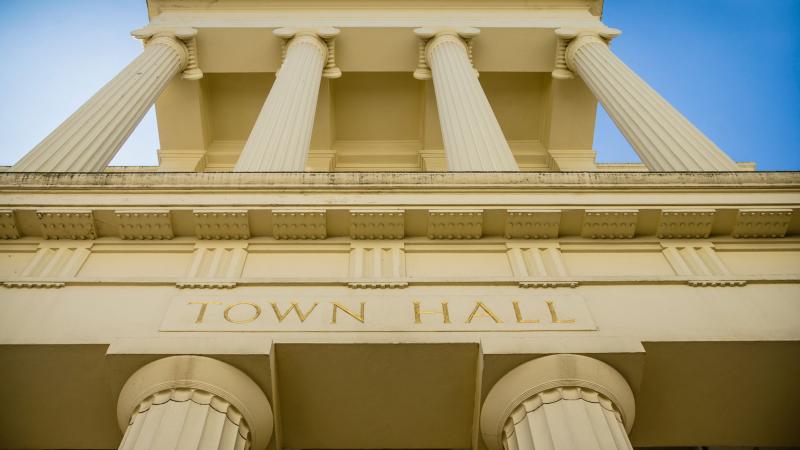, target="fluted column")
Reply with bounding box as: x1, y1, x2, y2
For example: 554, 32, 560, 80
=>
116, 356, 273, 450
11, 28, 201, 172
481, 354, 636, 450
234, 27, 340, 171
414, 27, 519, 171
556, 28, 738, 171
